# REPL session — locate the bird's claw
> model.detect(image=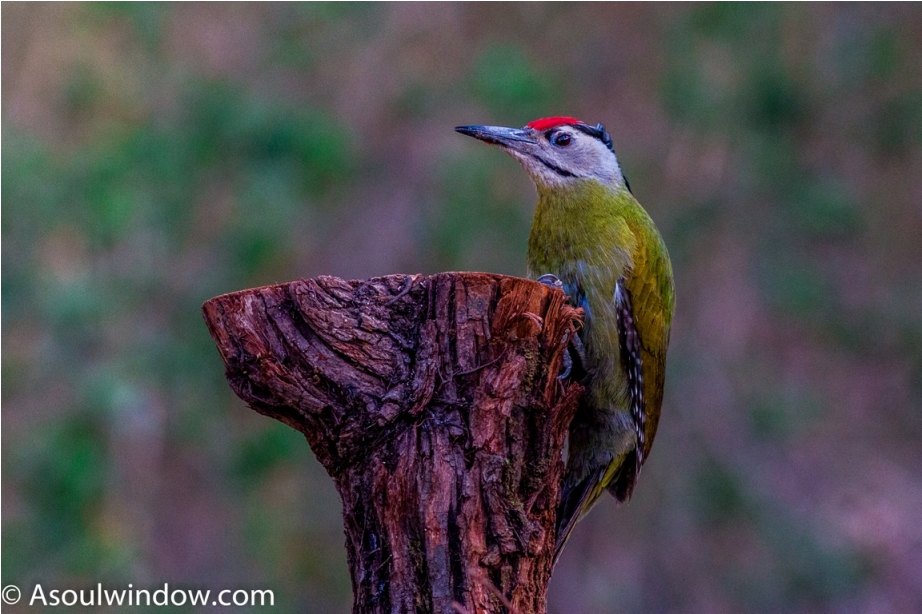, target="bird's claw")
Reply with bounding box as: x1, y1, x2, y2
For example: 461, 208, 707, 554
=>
568, 332, 587, 373
559, 348, 573, 380
558, 332, 588, 380
537, 273, 586, 381
537, 273, 564, 291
